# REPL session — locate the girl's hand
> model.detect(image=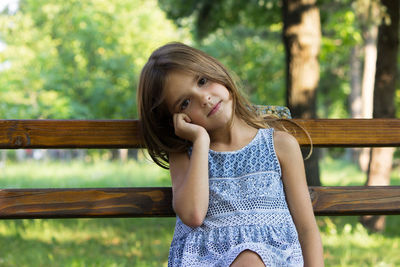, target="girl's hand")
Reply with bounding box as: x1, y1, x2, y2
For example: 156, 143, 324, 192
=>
173, 113, 209, 143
